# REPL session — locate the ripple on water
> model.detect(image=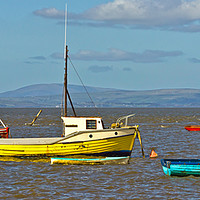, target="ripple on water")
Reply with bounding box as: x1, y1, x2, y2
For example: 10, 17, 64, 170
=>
0, 108, 200, 199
